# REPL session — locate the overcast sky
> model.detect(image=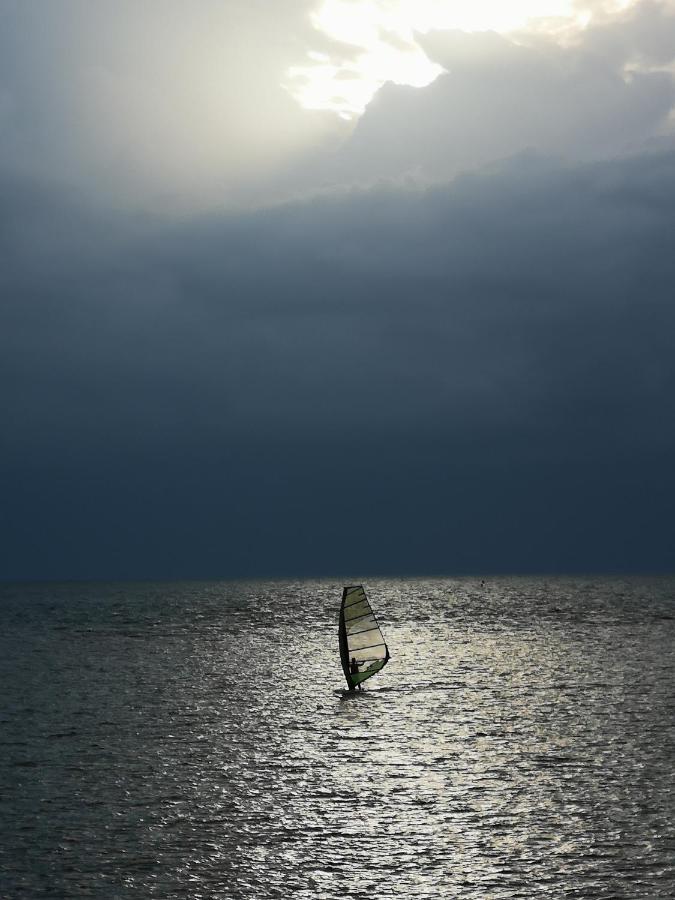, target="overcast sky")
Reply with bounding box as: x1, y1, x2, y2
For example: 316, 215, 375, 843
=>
1, 0, 674, 579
